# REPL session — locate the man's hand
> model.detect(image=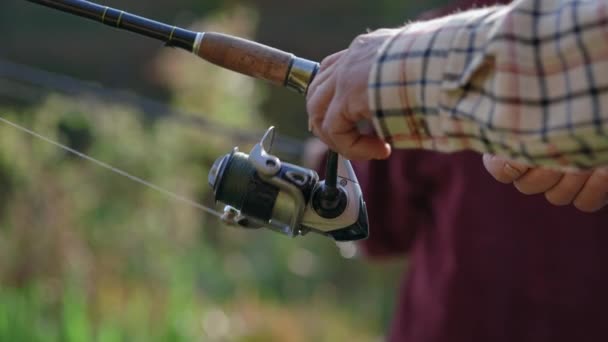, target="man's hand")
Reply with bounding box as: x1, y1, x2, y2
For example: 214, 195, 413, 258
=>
306, 29, 398, 160
483, 154, 608, 212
